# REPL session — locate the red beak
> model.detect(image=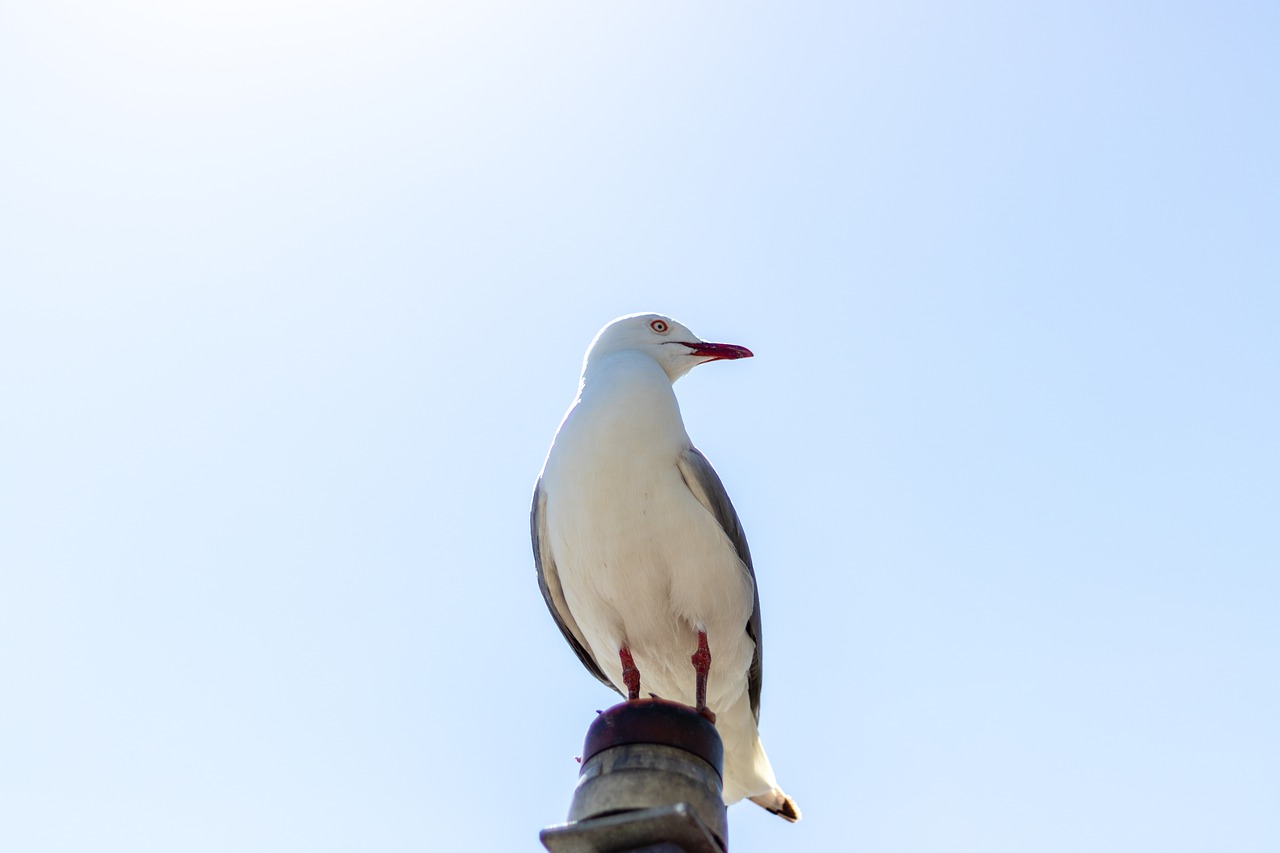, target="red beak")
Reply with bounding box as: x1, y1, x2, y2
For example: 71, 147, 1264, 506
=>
683, 341, 754, 361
